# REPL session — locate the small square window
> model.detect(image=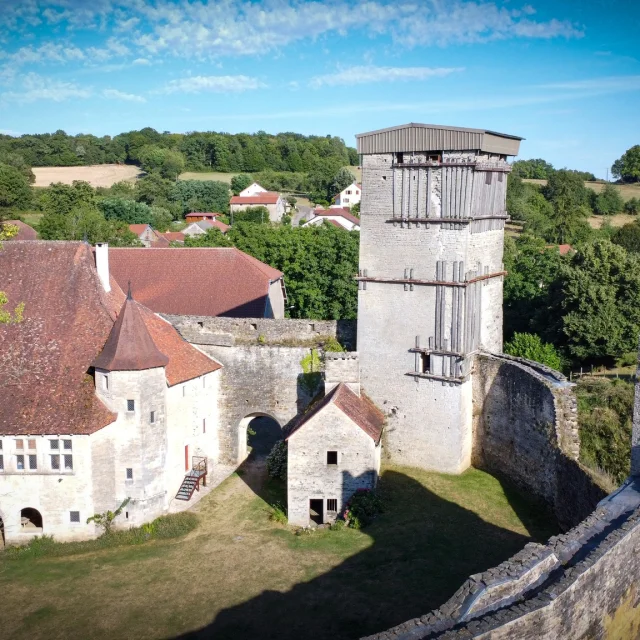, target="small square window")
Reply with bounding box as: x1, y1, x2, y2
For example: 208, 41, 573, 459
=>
16, 439, 23, 450
150, 411, 156, 424
327, 499, 338, 512
63, 440, 72, 450
64, 454, 73, 470
70, 511, 80, 523
326, 451, 338, 465
50, 439, 59, 450
103, 374, 109, 390
28, 439, 36, 450
421, 353, 431, 374
126, 468, 133, 480
51, 455, 60, 470
16, 454, 24, 470
127, 399, 135, 412
29, 454, 37, 470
